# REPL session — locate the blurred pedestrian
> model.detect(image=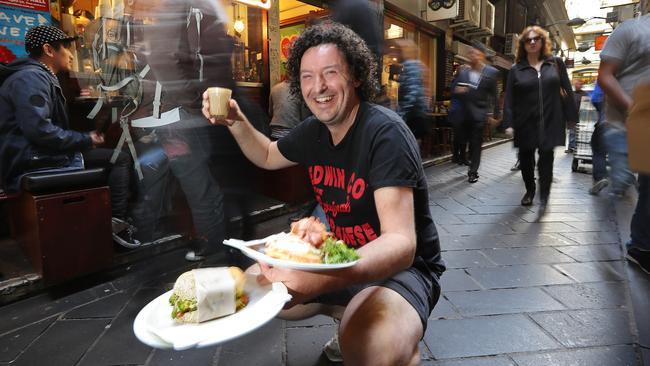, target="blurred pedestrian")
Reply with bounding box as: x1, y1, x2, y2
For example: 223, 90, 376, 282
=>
449, 66, 468, 165
395, 39, 430, 140
598, 6, 650, 199
132, 0, 231, 260
598, 2, 650, 273
589, 82, 608, 195
503, 26, 578, 213
452, 42, 499, 183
